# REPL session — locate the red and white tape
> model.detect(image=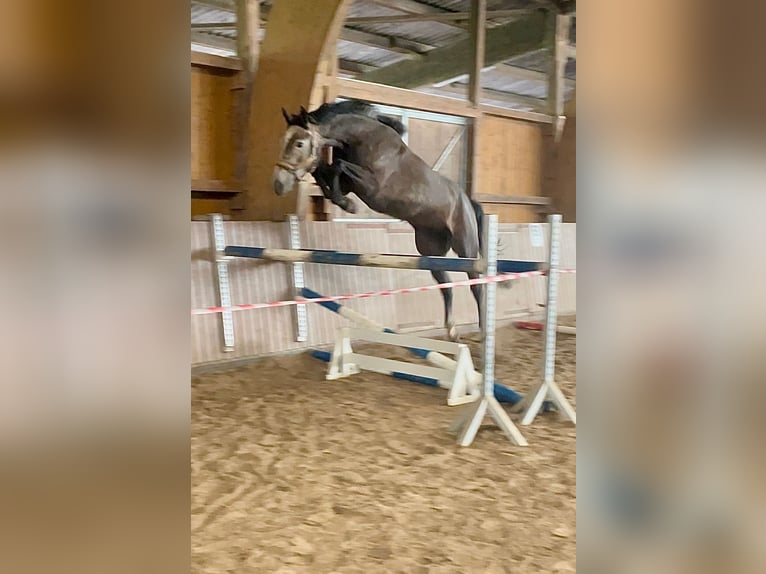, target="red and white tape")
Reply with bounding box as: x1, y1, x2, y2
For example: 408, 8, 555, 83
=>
191, 268, 575, 316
